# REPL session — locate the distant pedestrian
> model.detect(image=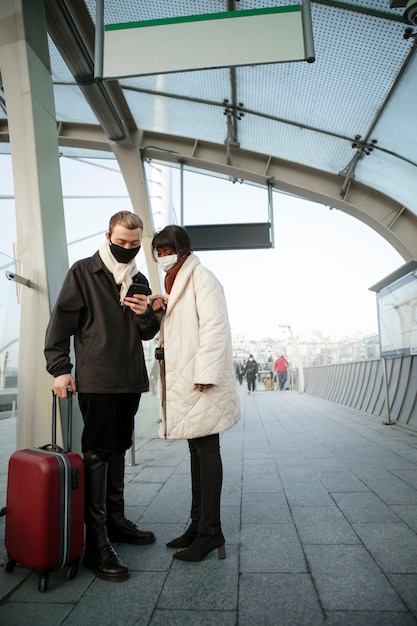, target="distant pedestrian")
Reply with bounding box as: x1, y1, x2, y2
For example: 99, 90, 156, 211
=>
274, 355, 289, 390
244, 355, 258, 394
235, 361, 244, 385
